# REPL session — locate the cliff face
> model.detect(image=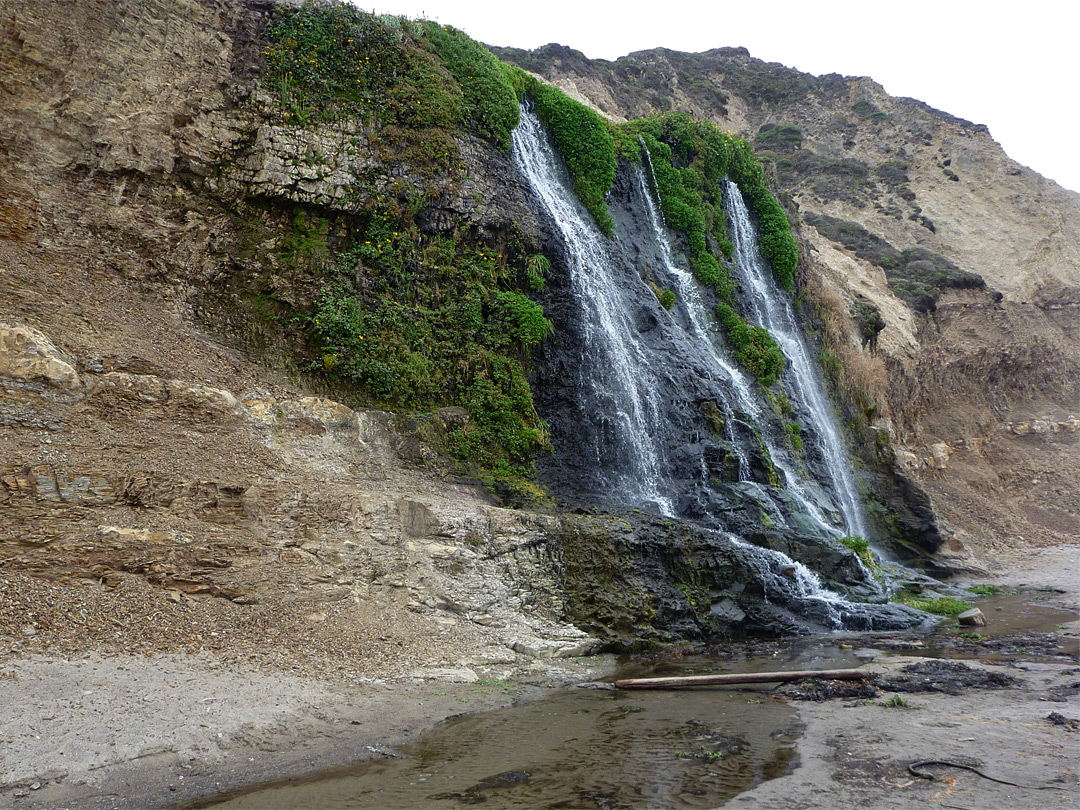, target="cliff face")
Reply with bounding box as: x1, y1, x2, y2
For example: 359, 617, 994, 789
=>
1, 0, 1074, 668
495, 44, 1080, 560
0, 0, 605, 664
